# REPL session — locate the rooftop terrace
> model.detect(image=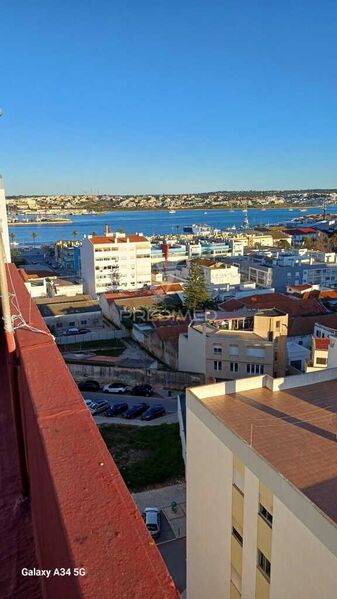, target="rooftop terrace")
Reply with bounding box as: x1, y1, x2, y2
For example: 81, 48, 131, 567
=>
190, 371, 337, 526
